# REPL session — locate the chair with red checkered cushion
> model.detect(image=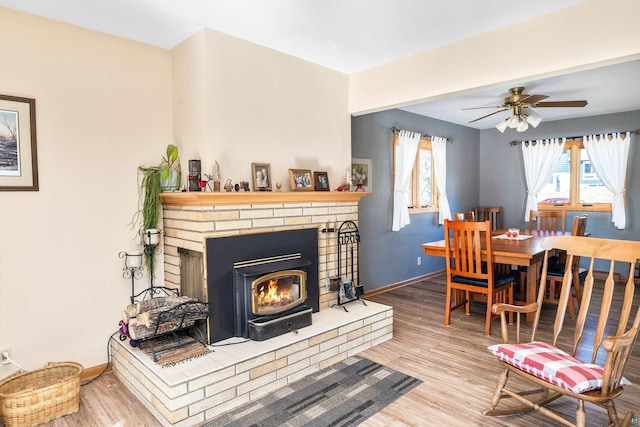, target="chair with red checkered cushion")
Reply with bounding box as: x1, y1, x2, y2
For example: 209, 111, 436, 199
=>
483, 235, 640, 427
